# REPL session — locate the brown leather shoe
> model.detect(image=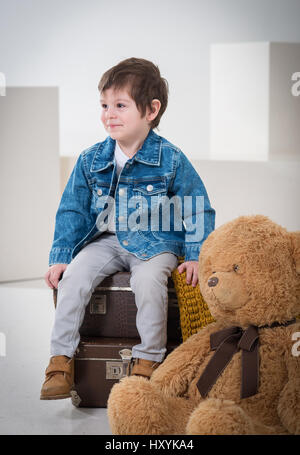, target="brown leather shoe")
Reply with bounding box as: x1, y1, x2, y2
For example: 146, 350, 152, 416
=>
129, 358, 161, 379
40, 356, 74, 400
